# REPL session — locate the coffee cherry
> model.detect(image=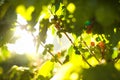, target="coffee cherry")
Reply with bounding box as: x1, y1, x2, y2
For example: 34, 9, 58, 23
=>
57, 52, 61, 58
91, 41, 95, 46
98, 41, 105, 49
